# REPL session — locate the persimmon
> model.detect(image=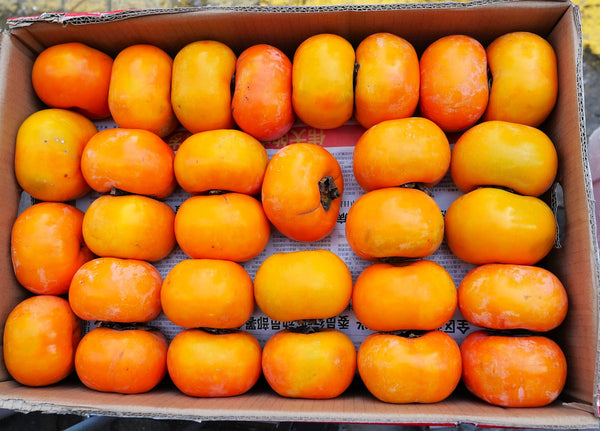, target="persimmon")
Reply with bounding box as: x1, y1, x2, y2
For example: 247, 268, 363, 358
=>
354, 32, 420, 129
172, 40, 236, 133
458, 264, 568, 332
358, 331, 462, 404
353, 117, 450, 192
11, 202, 93, 295
31, 42, 112, 119
345, 187, 444, 260
352, 260, 456, 332
82, 195, 176, 262
261, 143, 343, 242
254, 249, 352, 322
167, 329, 262, 397
69, 257, 162, 323
450, 121, 558, 196
262, 329, 356, 399
161, 259, 254, 329
81, 128, 176, 199
15, 108, 97, 202
484, 32, 558, 127
75, 326, 167, 394
4, 295, 81, 386
461, 330, 567, 407
174, 129, 268, 195
445, 188, 556, 265
174, 193, 270, 262
419, 35, 489, 132
232, 44, 294, 141
109, 44, 178, 137
292, 34, 355, 129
